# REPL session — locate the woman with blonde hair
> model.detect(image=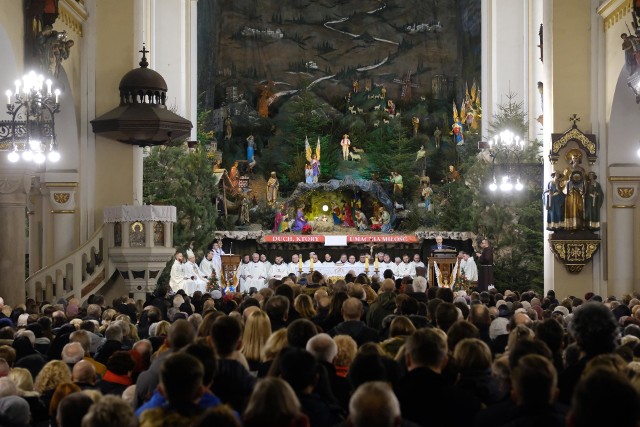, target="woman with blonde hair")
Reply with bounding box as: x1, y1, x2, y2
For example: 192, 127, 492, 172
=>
9, 367, 48, 425
34, 360, 72, 410
258, 328, 288, 377
333, 335, 357, 378
294, 294, 316, 320
242, 310, 272, 372
243, 377, 309, 427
